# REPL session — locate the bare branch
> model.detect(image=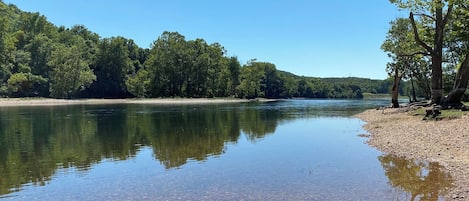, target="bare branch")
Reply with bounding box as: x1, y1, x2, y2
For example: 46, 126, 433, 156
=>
398, 52, 431, 57
409, 12, 434, 54
412, 13, 436, 21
